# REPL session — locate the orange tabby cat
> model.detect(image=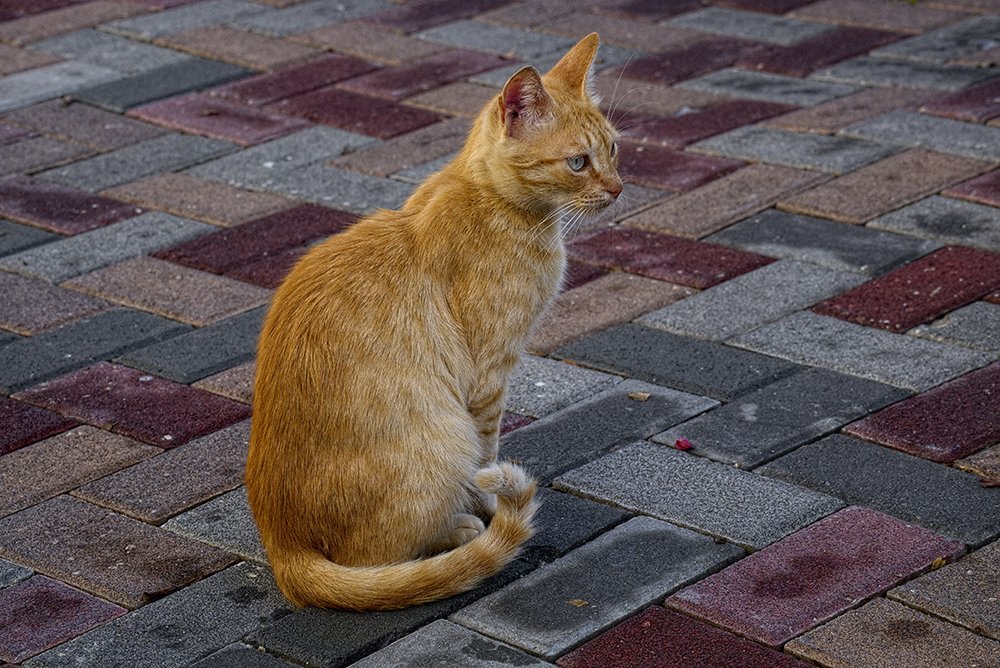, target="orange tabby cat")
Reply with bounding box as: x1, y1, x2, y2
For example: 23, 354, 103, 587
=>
246, 33, 623, 611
